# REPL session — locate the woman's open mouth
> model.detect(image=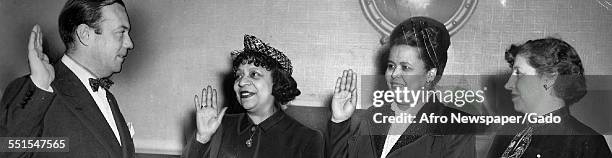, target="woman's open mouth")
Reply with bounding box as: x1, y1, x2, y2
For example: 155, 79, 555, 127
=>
239, 91, 255, 98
